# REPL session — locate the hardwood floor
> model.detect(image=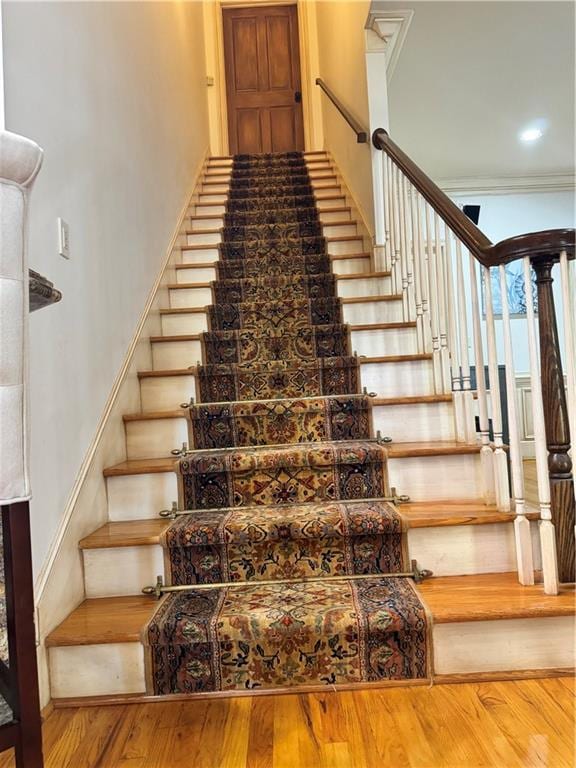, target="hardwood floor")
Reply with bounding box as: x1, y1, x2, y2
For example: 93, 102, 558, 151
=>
0, 679, 573, 767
